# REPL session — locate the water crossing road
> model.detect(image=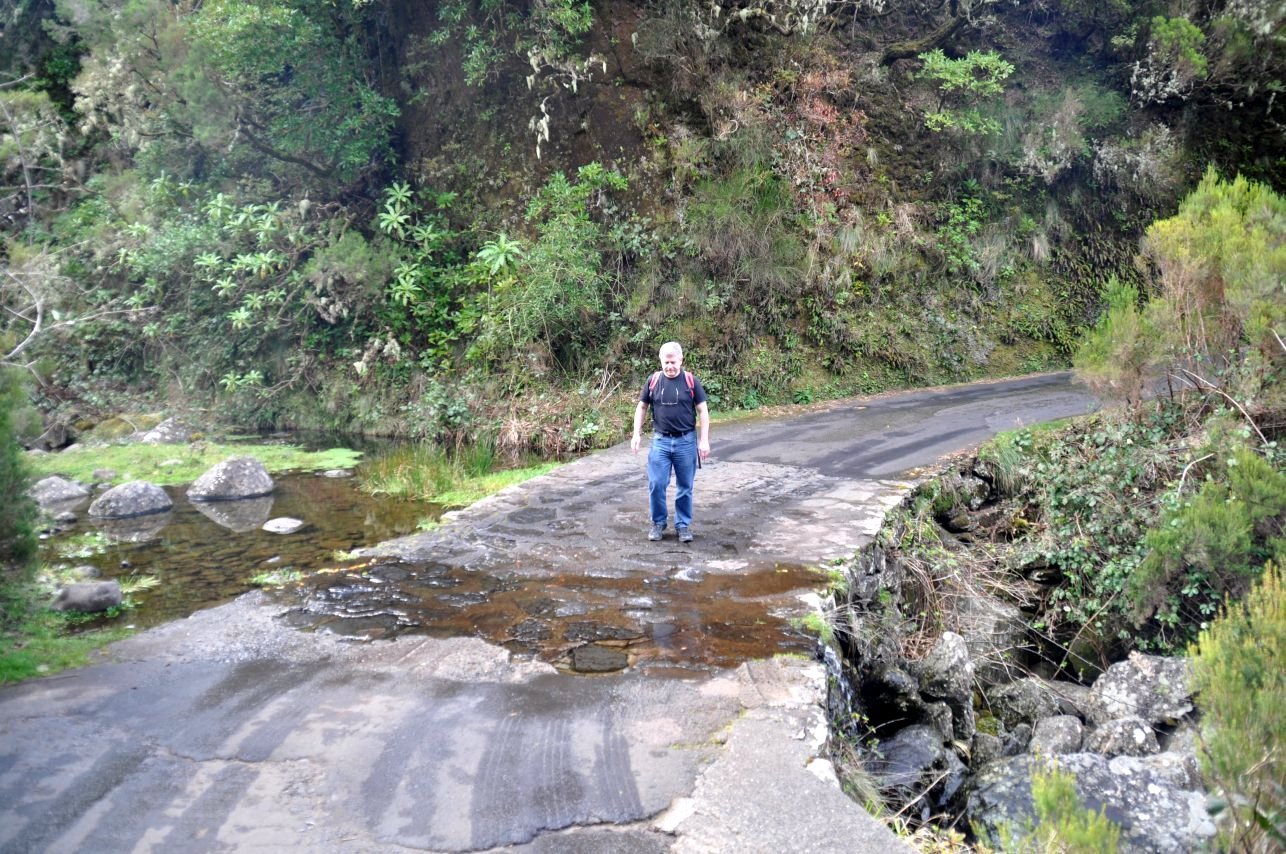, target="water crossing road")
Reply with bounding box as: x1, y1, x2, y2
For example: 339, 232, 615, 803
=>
0, 373, 1096, 853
